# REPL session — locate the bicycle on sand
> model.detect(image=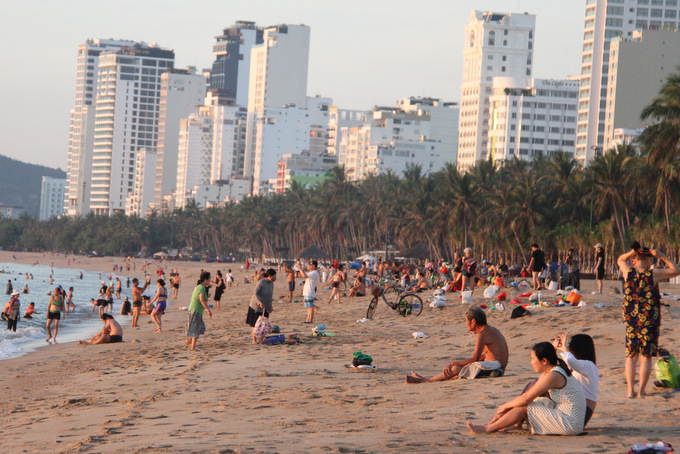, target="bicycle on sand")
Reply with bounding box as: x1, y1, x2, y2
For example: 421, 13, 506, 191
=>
366, 277, 423, 319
